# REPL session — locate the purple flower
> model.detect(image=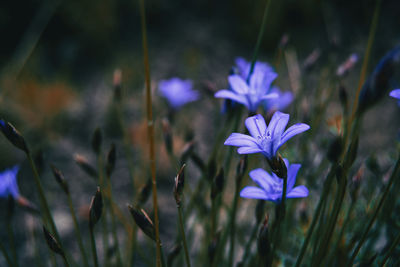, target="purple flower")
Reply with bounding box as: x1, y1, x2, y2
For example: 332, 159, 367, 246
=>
158, 78, 199, 109
240, 159, 308, 203
0, 166, 20, 198
235, 57, 274, 79
263, 86, 293, 112
224, 111, 310, 159
390, 89, 400, 99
